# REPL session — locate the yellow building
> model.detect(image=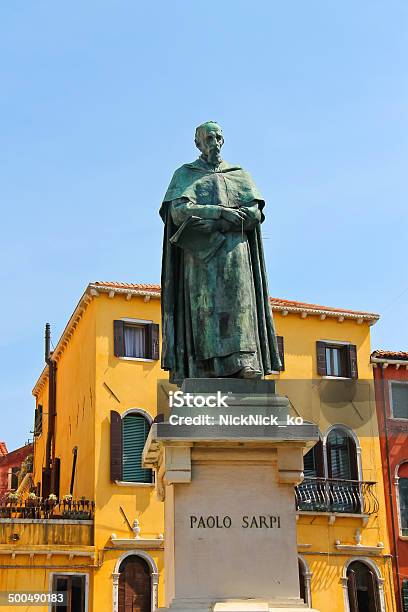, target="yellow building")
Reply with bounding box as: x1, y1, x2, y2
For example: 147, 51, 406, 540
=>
0, 281, 396, 612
